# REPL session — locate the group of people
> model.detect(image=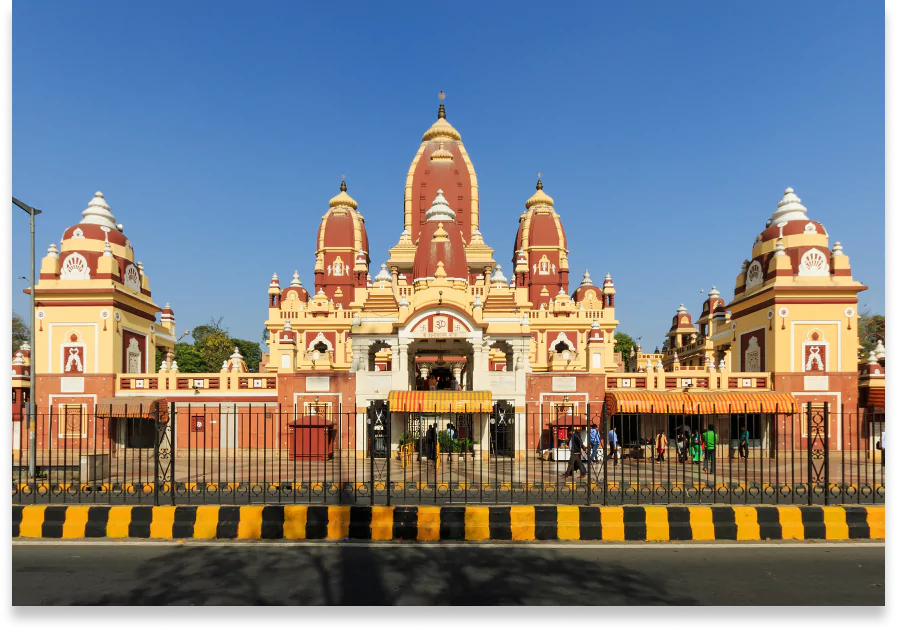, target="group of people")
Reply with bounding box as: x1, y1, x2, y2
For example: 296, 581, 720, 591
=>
560, 422, 766, 477
417, 373, 461, 391
661, 425, 722, 473
563, 423, 616, 477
